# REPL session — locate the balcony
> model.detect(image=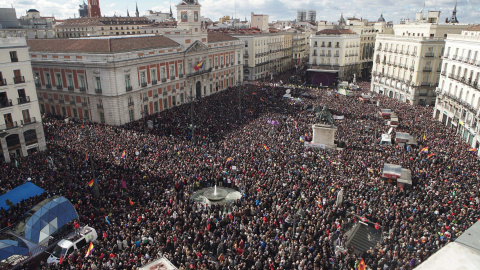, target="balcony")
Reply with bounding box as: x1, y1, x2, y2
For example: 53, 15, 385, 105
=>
97, 104, 103, 109
48, 98, 53, 102
56, 85, 63, 90
153, 93, 158, 98
128, 101, 134, 106
21, 117, 36, 126
441, 71, 446, 76
170, 76, 175, 80
141, 82, 147, 87
423, 67, 432, 72
420, 82, 430, 86
70, 100, 76, 105
17, 96, 30, 104
79, 87, 86, 92
187, 67, 212, 78
0, 79, 7, 87
126, 86, 133, 92
151, 79, 157, 85
0, 99, 12, 108
425, 52, 434, 57
81, 102, 88, 107
95, 88, 102, 93
179, 74, 184, 78
59, 99, 64, 104
68, 86, 74, 91
13, 76, 25, 84
46, 84, 52, 89
38, 97, 43, 101
143, 96, 148, 102
452, 55, 457, 60
161, 78, 167, 82
0, 121, 17, 130
11, 57, 18, 62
